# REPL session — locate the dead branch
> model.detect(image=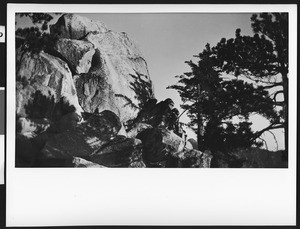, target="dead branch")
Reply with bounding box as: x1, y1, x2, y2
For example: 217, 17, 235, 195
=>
267, 130, 279, 151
